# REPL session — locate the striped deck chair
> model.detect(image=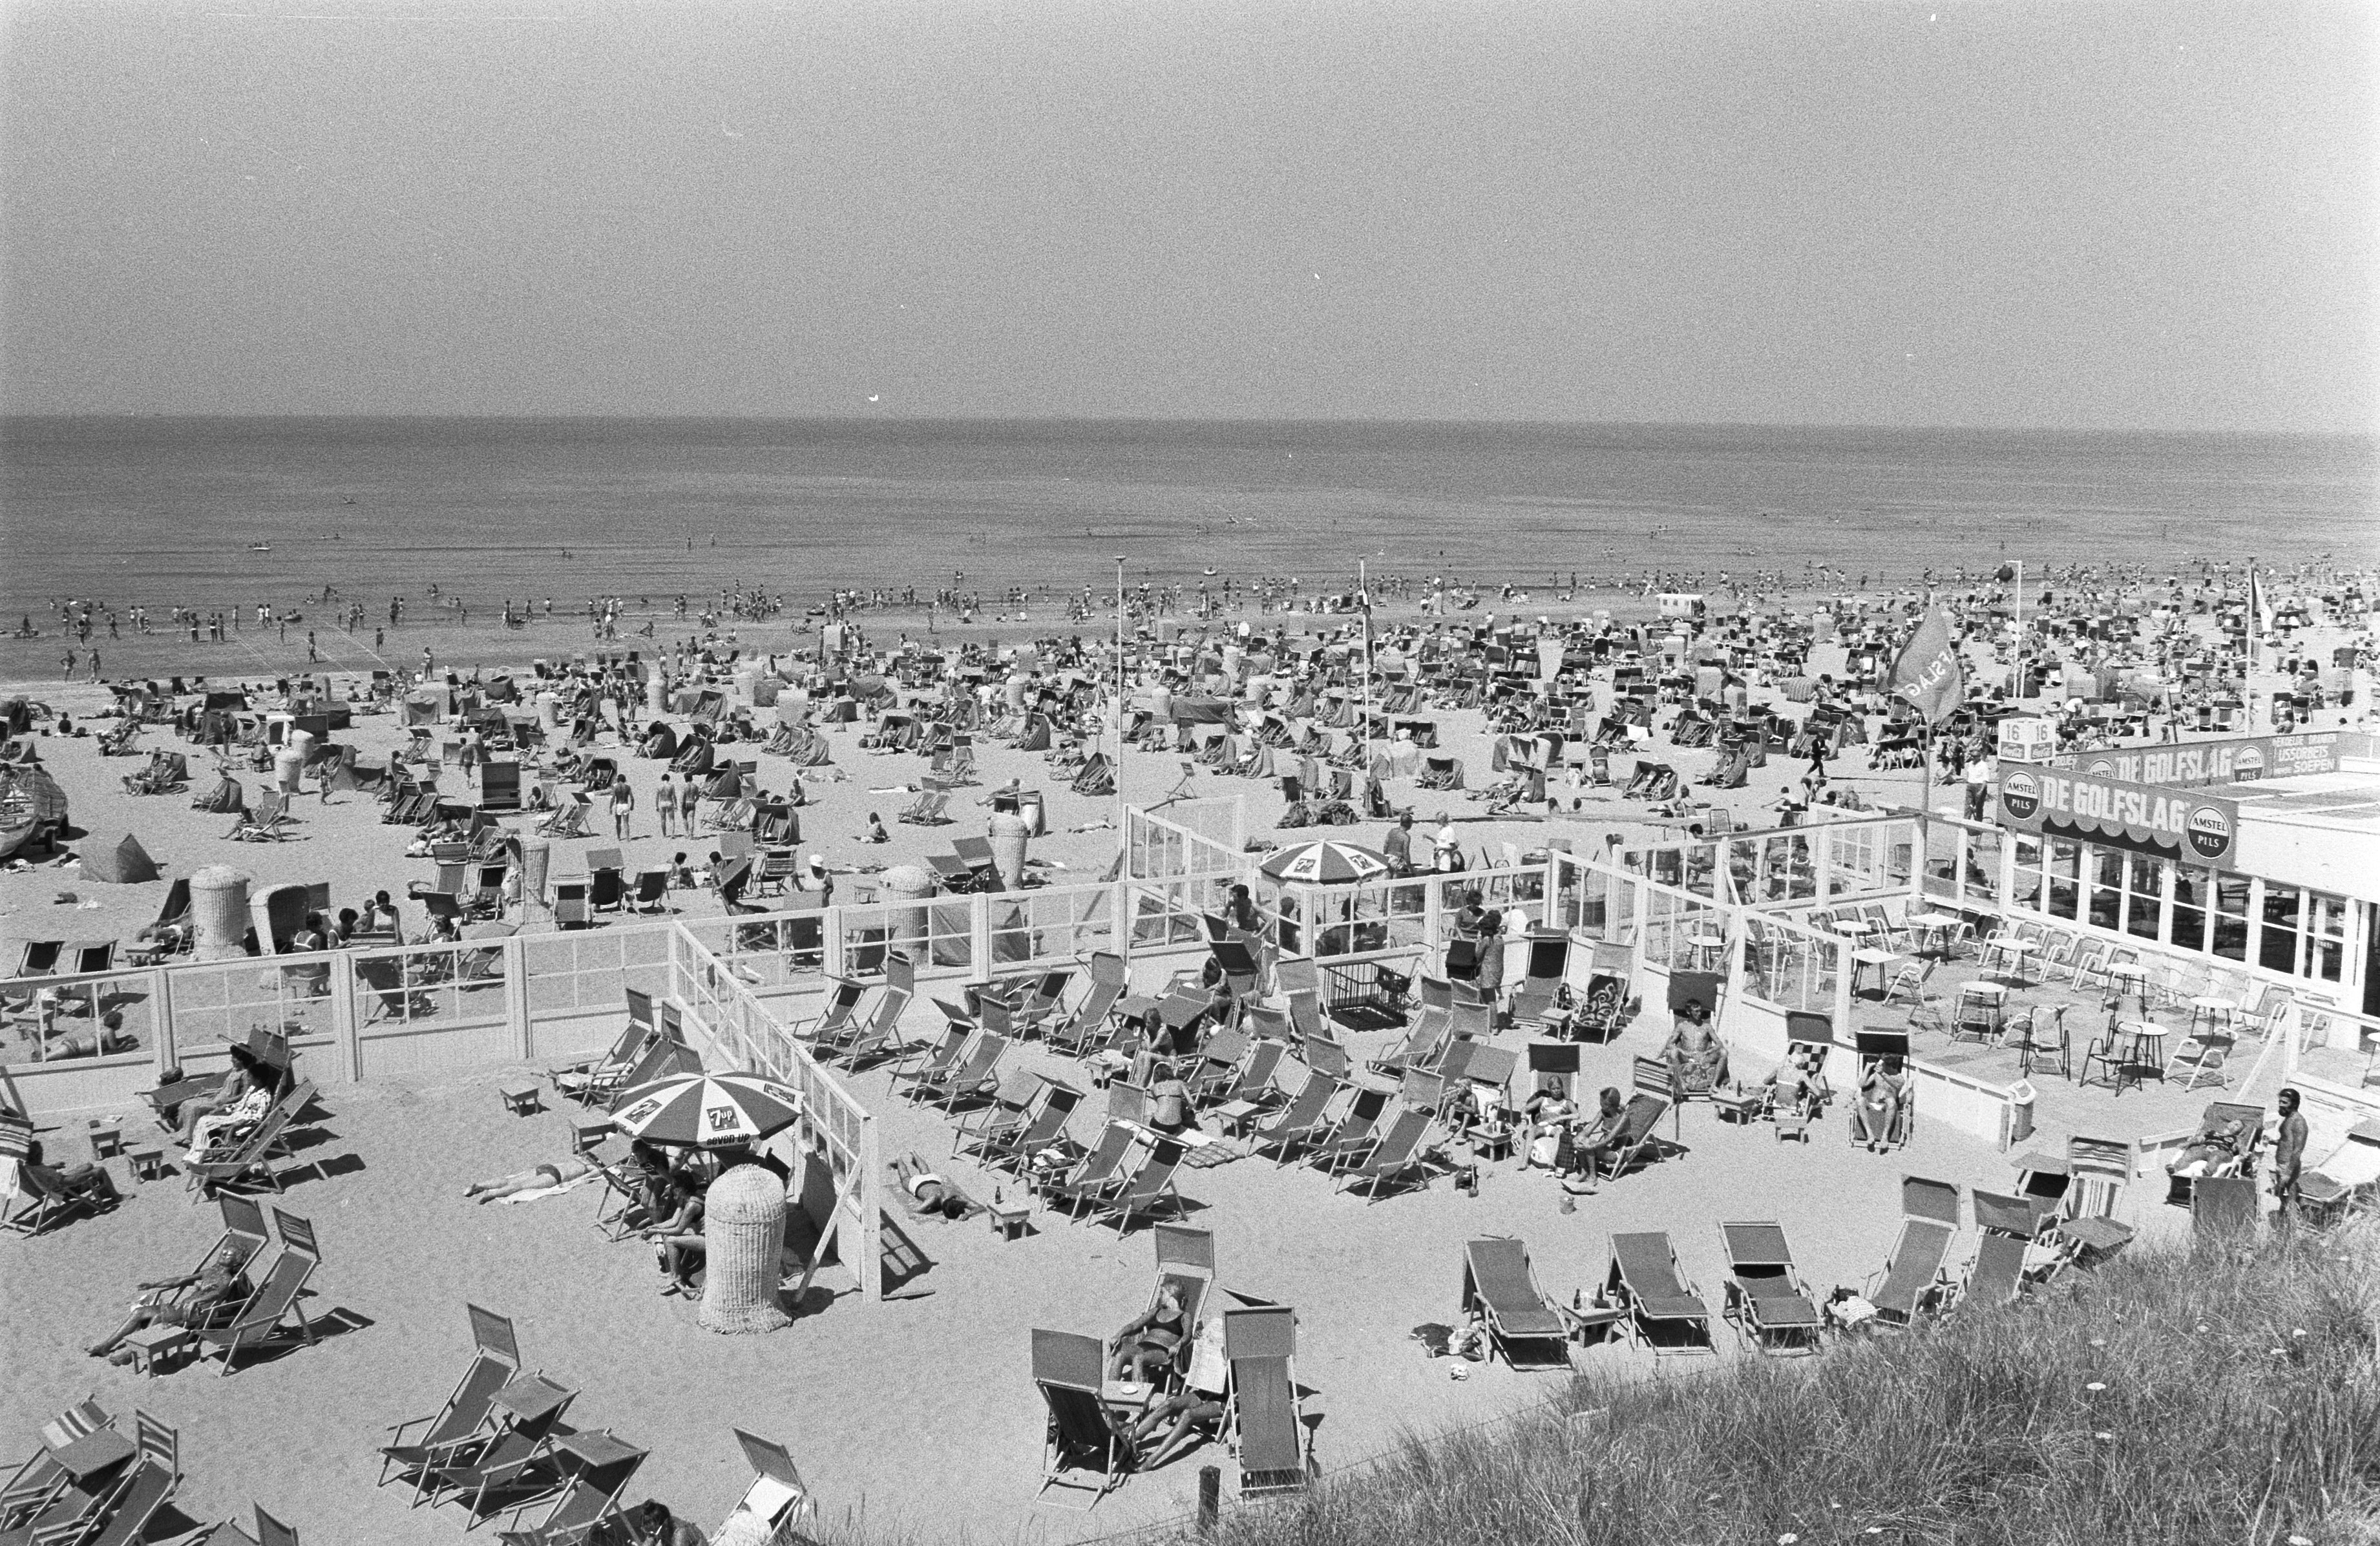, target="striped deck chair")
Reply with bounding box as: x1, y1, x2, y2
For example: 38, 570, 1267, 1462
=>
1716, 1222, 1822, 1355
1862, 1175, 1962, 1330
1, 1398, 112, 1531
1462, 1237, 1573, 1370
1222, 1307, 1310, 1496
1605, 1231, 1716, 1356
